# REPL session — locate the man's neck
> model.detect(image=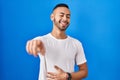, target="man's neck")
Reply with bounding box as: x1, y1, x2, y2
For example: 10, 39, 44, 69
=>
51, 30, 67, 39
